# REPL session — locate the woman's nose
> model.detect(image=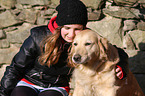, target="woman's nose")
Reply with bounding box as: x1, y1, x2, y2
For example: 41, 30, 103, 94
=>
68, 30, 75, 38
